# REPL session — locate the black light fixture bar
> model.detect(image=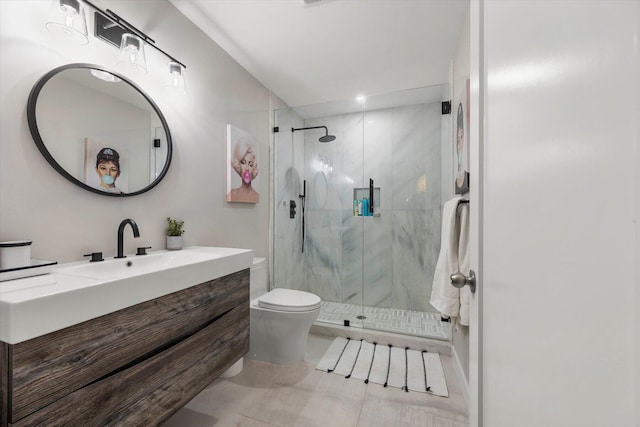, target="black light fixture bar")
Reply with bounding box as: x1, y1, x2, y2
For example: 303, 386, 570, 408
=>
105, 8, 155, 44
82, 0, 186, 69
